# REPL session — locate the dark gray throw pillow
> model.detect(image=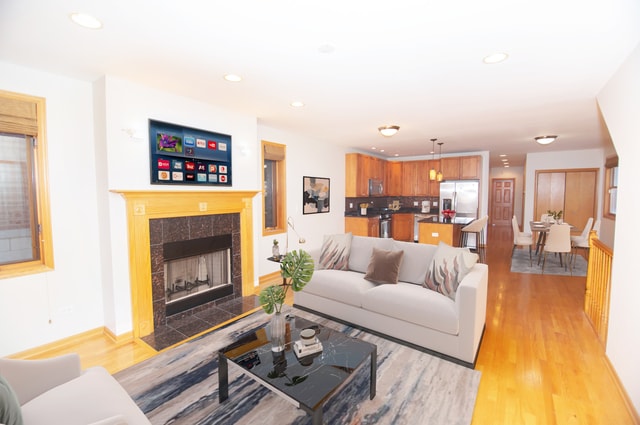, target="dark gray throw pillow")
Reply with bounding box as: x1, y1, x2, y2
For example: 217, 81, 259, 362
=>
0, 374, 24, 425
